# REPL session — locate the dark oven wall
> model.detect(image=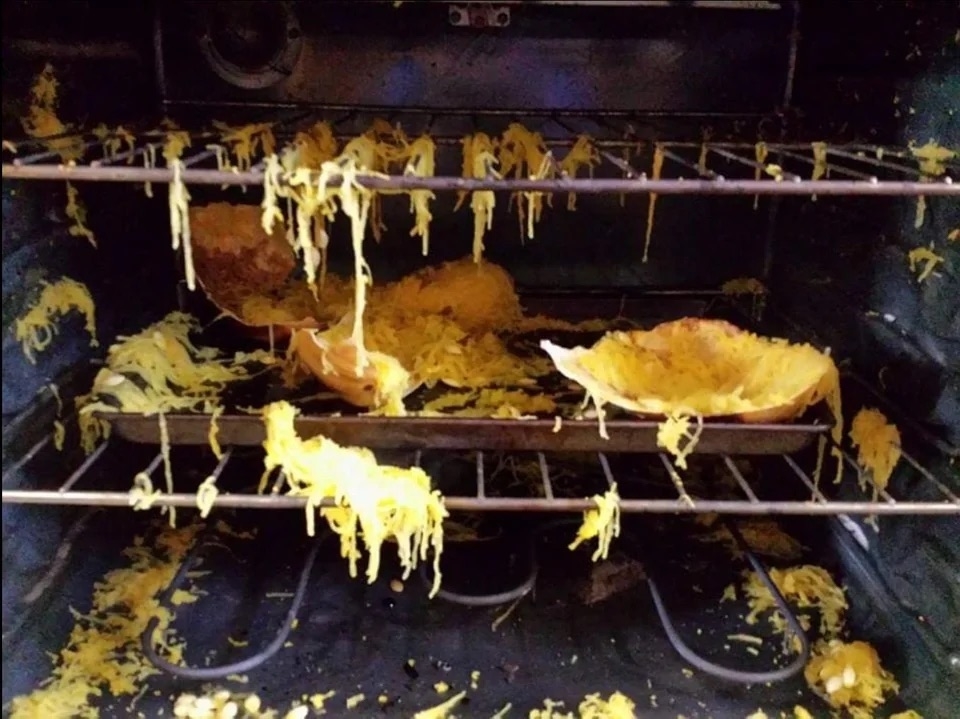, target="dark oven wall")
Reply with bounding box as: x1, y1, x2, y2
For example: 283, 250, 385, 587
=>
774, 2, 960, 712
156, 0, 795, 290
776, 0, 958, 444
2, 1, 176, 420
